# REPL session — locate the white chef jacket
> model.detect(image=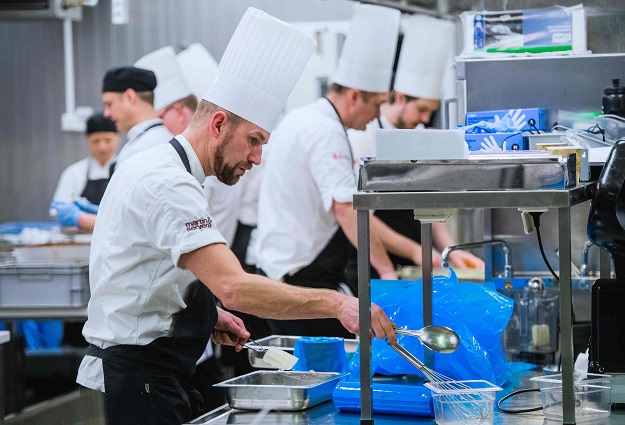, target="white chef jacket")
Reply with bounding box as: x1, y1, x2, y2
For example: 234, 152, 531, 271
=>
347, 105, 395, 178
52, 155, 117, 204
255, 98, 357, 280
76, 135, 226, 391
115, 118, 173, 165
202, 176, 243, 247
